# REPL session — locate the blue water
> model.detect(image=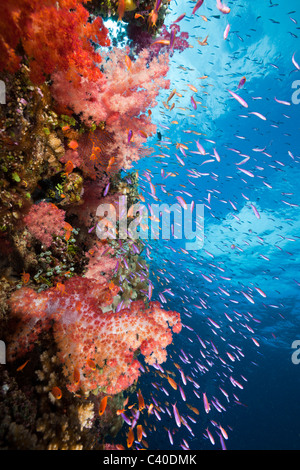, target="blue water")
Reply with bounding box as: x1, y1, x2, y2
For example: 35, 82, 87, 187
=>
118, 0, 300, 450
